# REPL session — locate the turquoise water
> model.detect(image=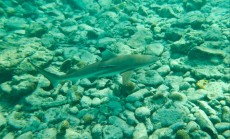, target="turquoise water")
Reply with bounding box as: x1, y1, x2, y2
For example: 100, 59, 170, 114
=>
0, 0, 229, 138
